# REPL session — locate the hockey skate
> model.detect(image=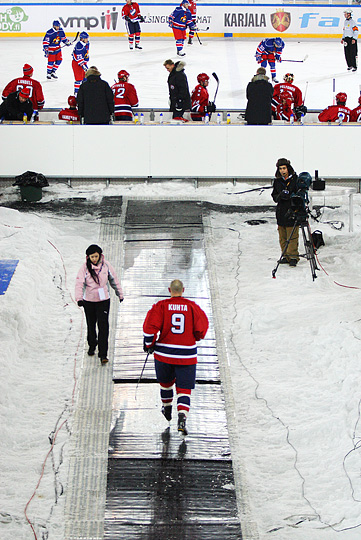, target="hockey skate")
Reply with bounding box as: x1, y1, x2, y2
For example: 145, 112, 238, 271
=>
188, 37, 193, 45
47, 74, 52, 79
178, 413, 188, 437
177, 50, 186, 56
161, 405, 172, 422
135, 44, 142, 49
51, 72, 58, 79
129, 45, 134, 50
